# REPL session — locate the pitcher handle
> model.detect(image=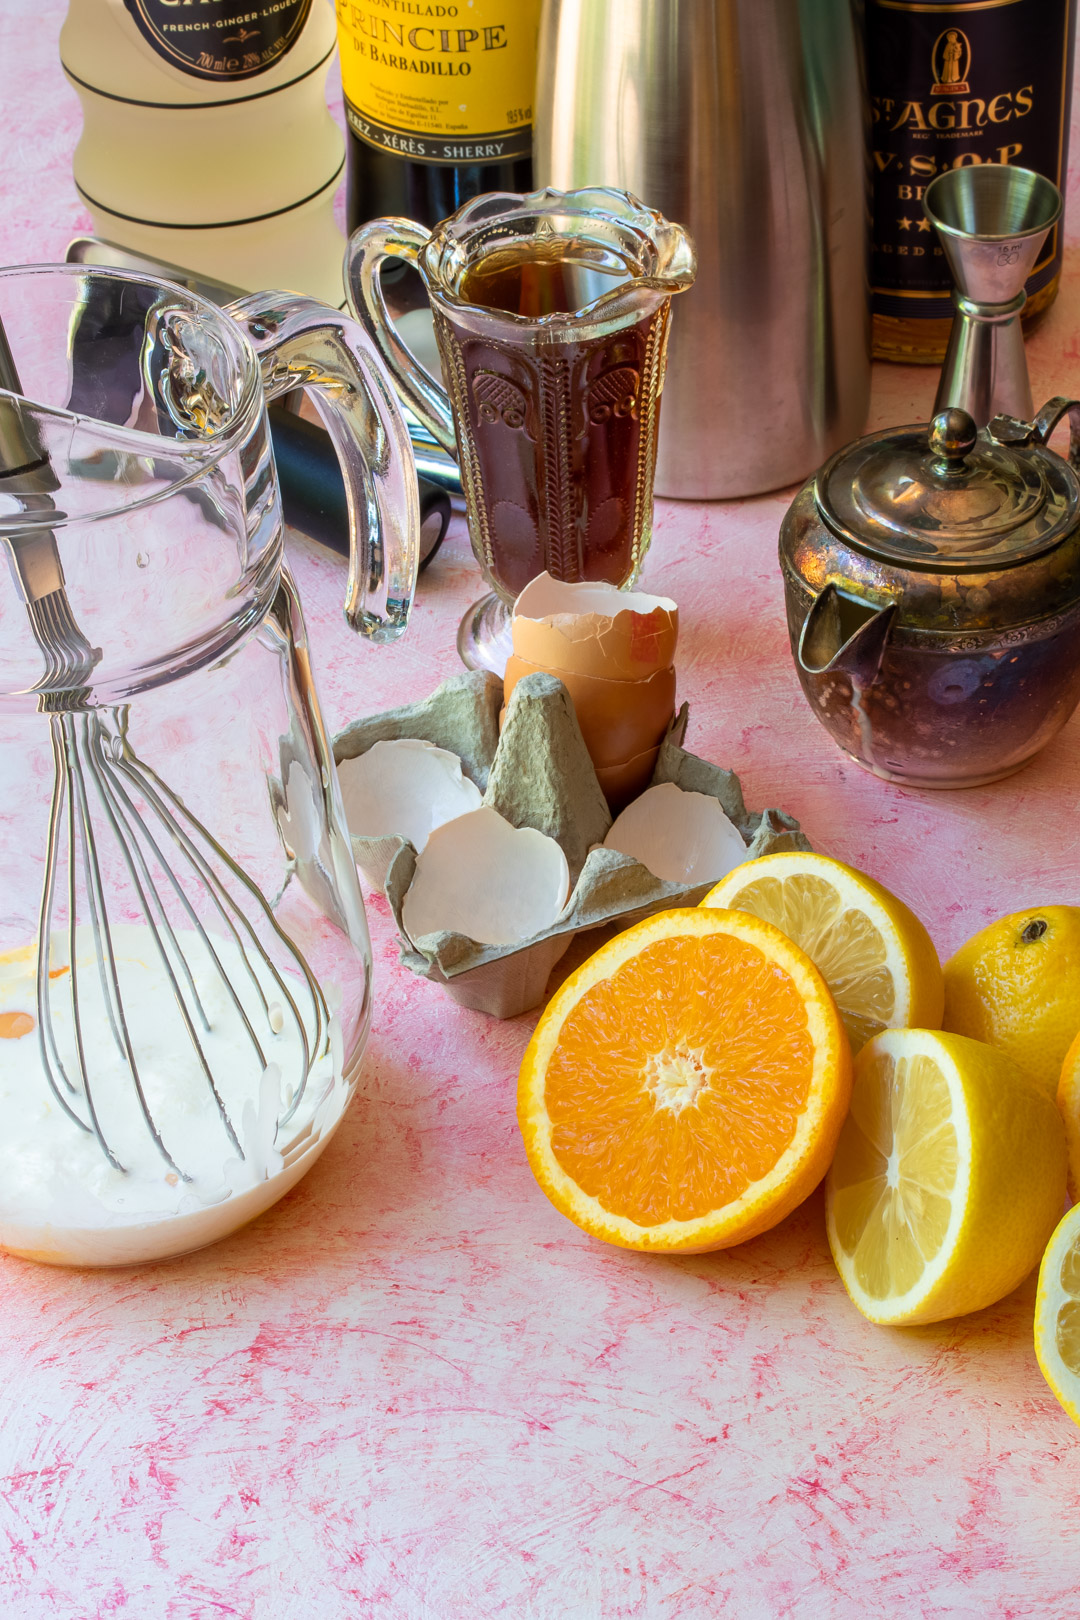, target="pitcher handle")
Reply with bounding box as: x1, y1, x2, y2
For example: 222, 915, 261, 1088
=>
226, 291, 420, 645
345, 220, 458, 458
